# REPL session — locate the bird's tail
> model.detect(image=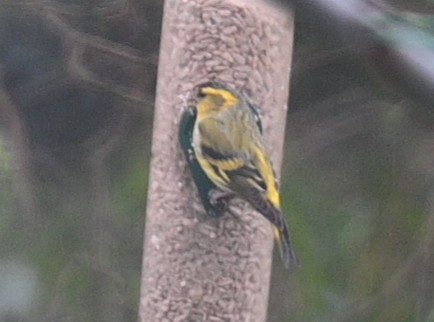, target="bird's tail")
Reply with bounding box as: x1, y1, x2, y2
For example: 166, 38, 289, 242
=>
272, 222, 298, 269
241, 186, 298, 268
